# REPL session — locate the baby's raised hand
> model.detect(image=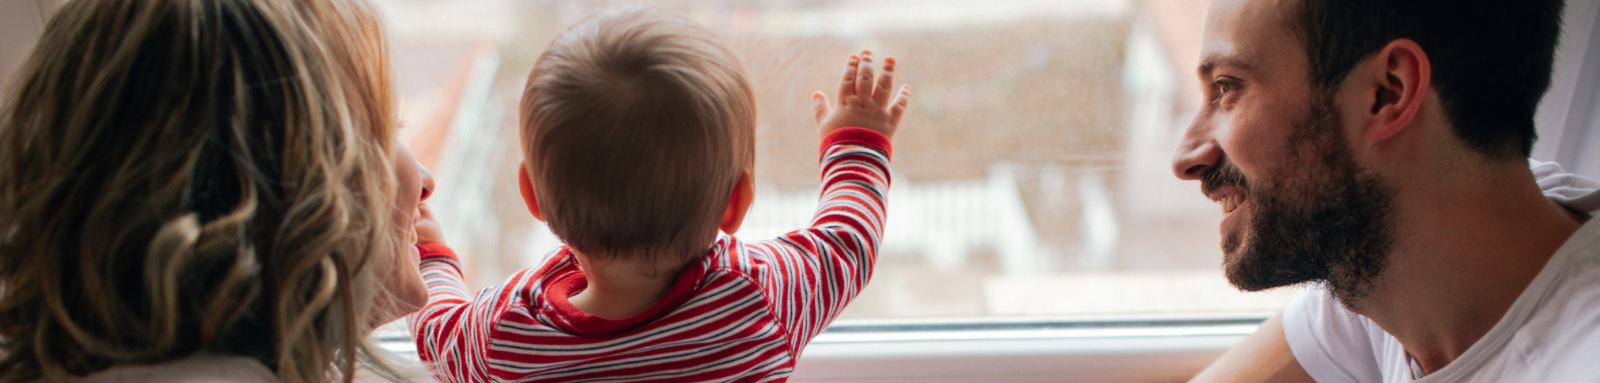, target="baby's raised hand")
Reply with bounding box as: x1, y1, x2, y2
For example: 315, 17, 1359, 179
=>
813, 50, 910, 139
